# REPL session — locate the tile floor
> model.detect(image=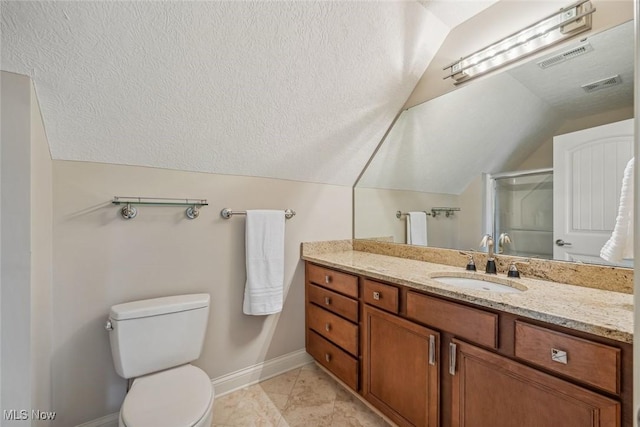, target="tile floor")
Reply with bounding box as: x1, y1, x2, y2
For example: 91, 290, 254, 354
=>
212, 363, 392, 427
